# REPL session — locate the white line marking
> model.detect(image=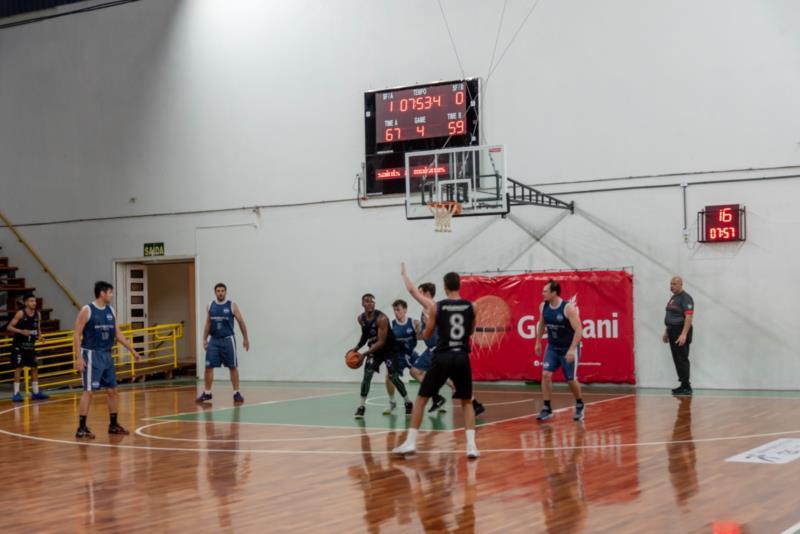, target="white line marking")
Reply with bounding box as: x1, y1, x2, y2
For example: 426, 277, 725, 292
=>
135, 420, 396, 443
365, 394, 534, 408
780, 519, 800, 534
157, 390, 354, 418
